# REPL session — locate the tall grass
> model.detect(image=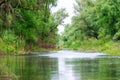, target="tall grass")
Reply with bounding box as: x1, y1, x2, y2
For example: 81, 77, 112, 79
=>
64, 38, 120, 55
